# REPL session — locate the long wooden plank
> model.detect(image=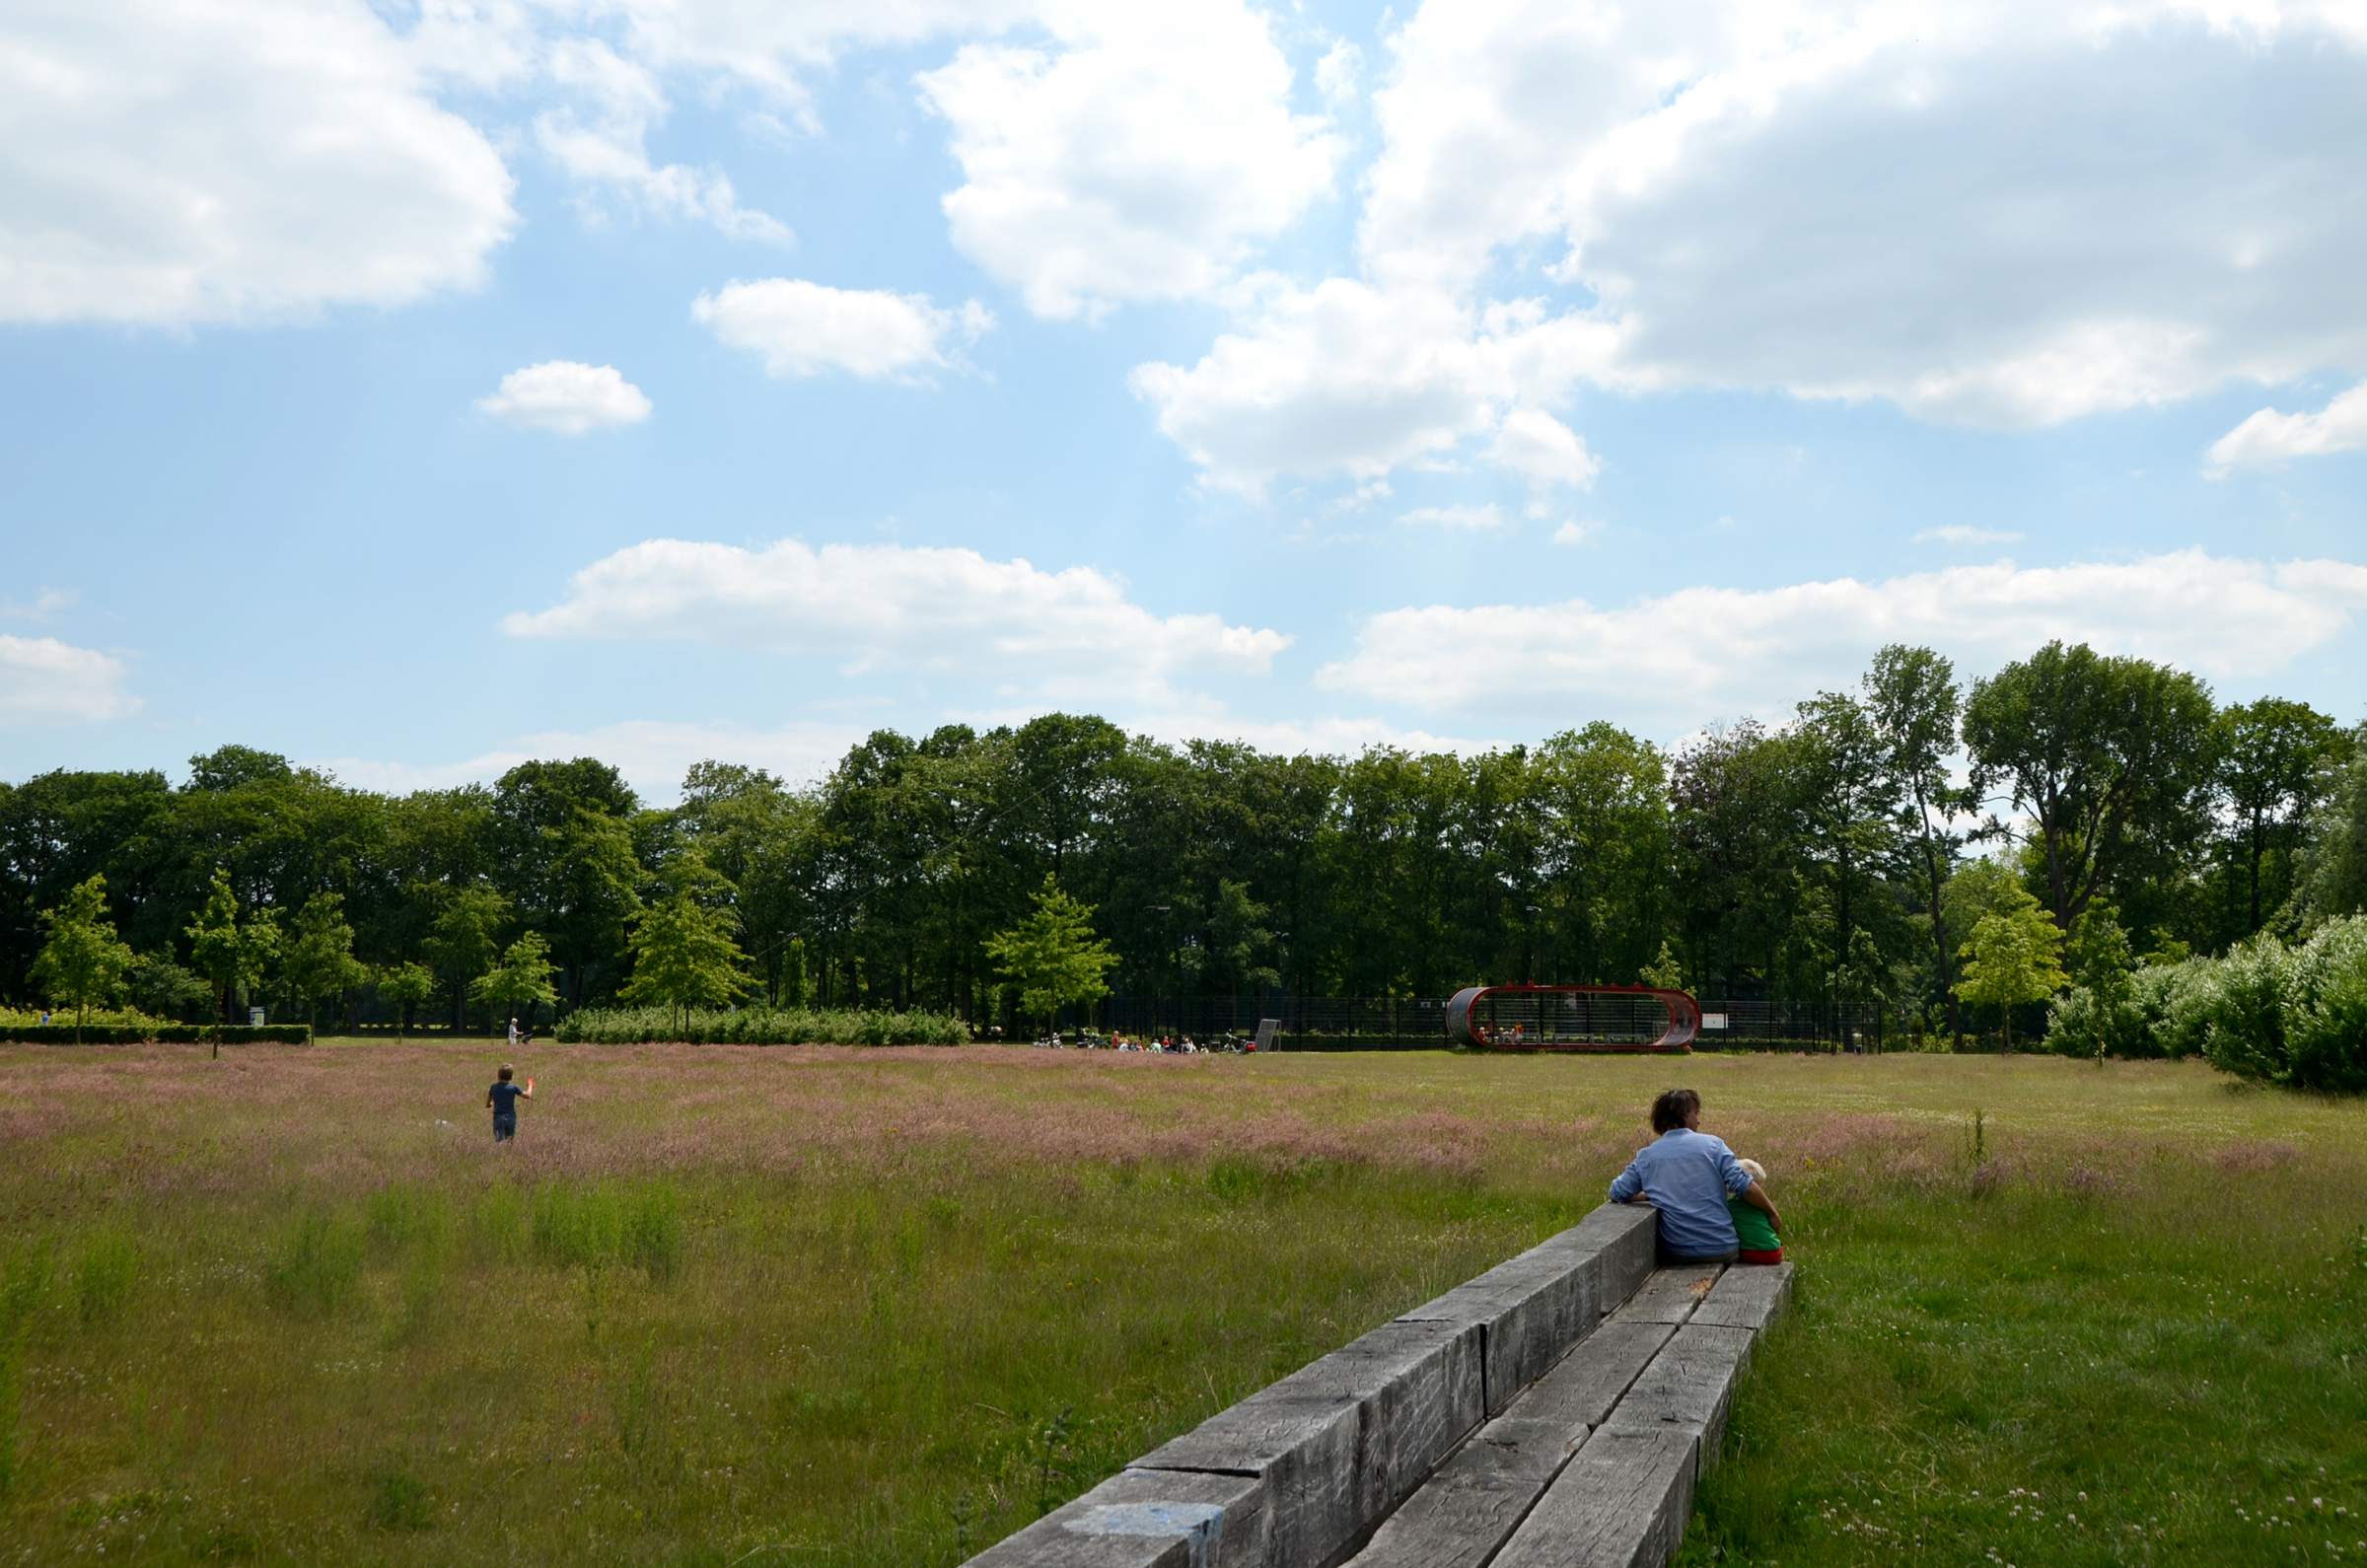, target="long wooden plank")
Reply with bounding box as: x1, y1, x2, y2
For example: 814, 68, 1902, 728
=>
1690, 1261, 1793, 1332
1607, 1263, 1725, 1325
1488, 1426, 1698, 1568
1594, 1323, 1754, 1463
